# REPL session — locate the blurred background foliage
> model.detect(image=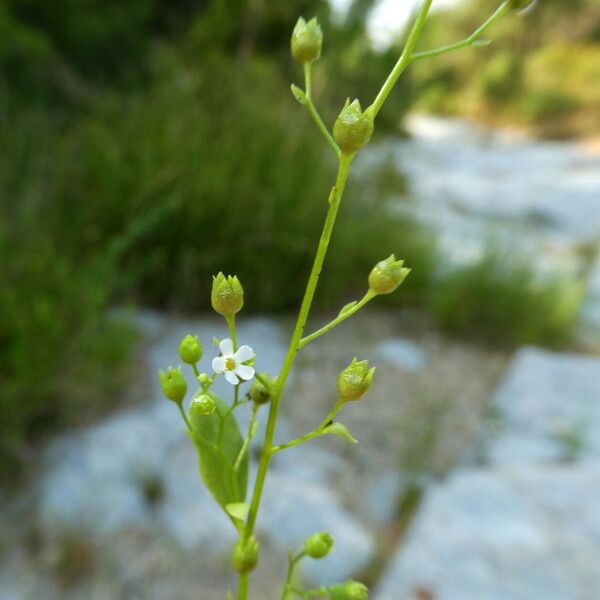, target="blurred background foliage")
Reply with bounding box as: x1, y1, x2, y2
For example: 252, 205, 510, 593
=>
0, 0, 596, 475
411, 0, 600, 138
